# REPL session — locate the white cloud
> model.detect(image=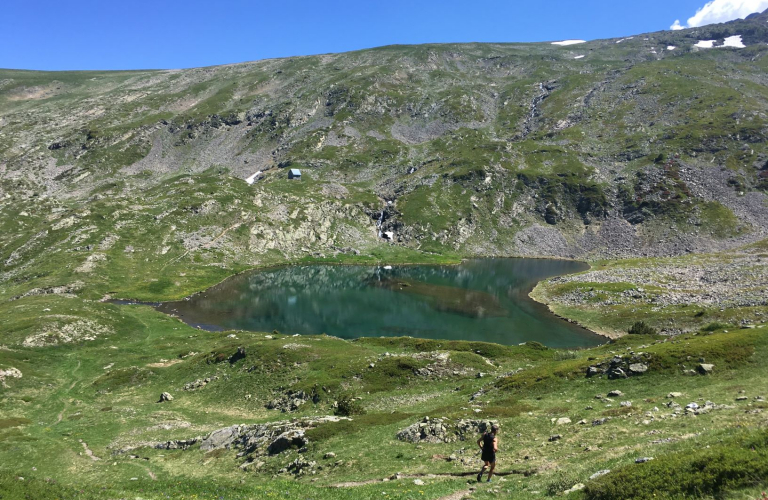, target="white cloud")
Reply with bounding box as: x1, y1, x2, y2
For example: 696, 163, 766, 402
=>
671, 0, 768, 29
